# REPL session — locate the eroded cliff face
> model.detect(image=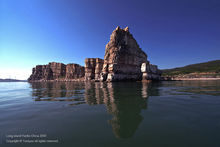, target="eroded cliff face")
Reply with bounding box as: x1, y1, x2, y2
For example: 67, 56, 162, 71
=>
84, 58, 104, 81
49, 62, 66, 79
66, 64, 85, 79
28, 26, 161, 82
28, 62, 84, 82
100, 26, 159, 81
28, 65, 52, 81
